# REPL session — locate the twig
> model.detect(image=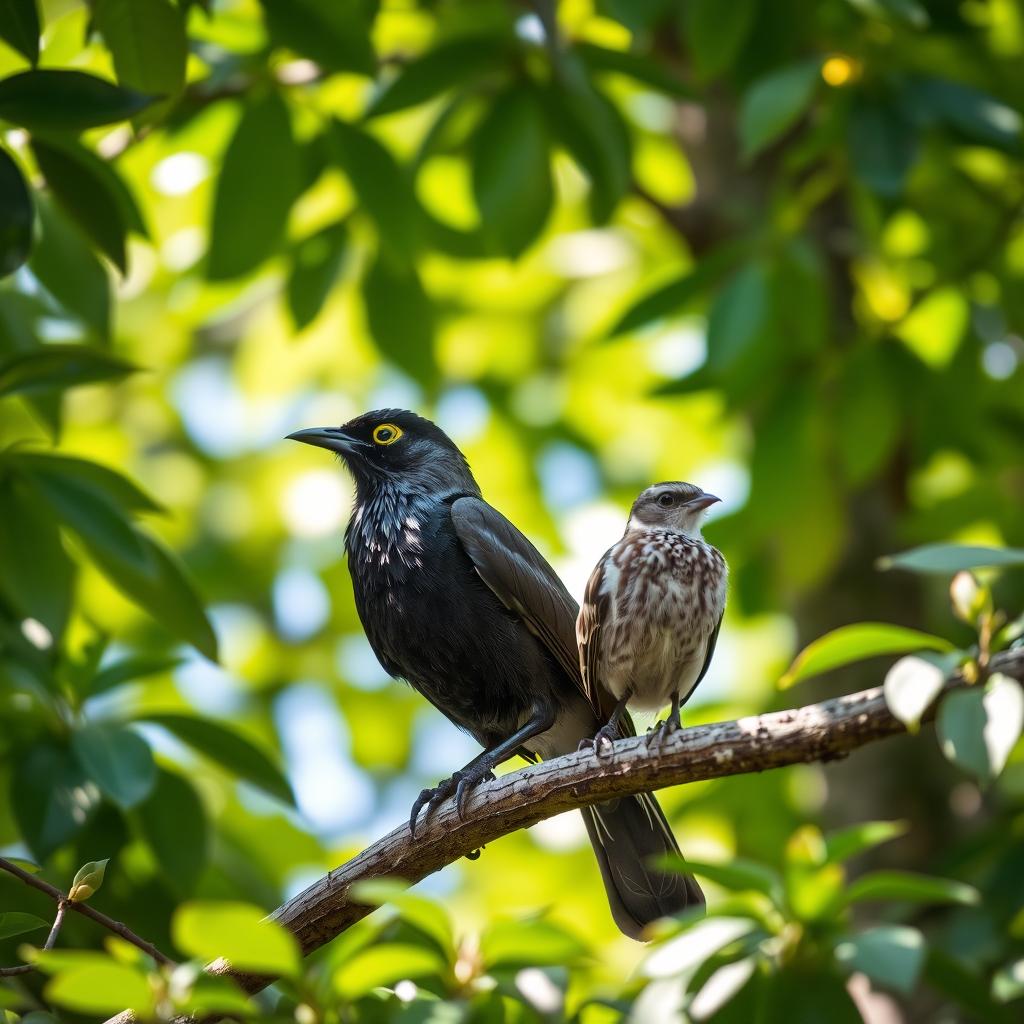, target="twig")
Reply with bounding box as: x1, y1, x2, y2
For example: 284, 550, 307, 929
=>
98, 646, 1024, 1024
0, 900, 67, 977
0, 858, 174, 967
